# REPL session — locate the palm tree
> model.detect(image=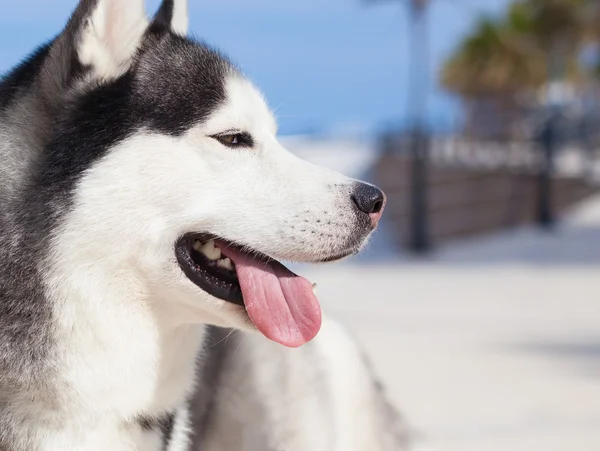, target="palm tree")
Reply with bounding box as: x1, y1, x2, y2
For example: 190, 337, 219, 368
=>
442, 14, 546, 97
443, 0, 589, 97
442, 0, 599, 138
